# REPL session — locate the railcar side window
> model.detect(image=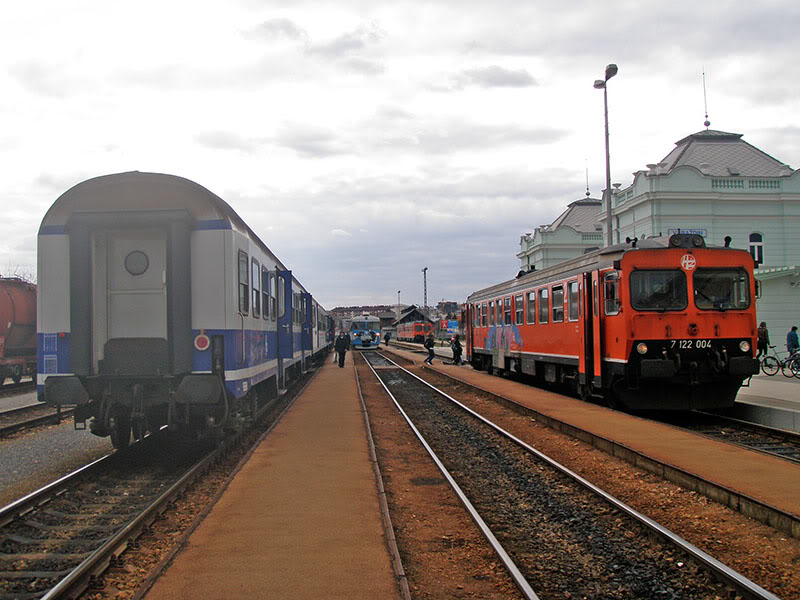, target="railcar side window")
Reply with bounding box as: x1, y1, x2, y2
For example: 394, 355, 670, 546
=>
251, 259, 261, 318
489, 300, 495, 326
526, 291, 535, 324
238, 251, 249, 314
568, 281, 579, 321
515, 295, 523, 325
538, 288, 549, 323
693, 268, 750, 310
604, 272, 620, 315
630, 270, 687, 311
593, 280, 598, 316
552, 285, 564, 322
277, 275, 285, 318
261, 267, 270, 319
482, 303, 487, 326
269, 273, 277, 320
504, 297, 512, 325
